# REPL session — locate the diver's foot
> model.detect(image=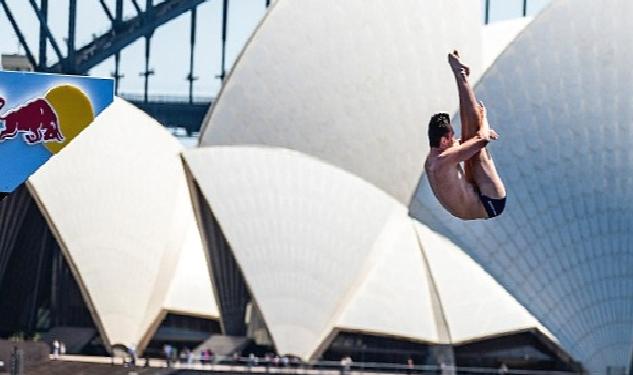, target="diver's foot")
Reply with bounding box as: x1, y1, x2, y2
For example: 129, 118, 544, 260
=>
448, 50, 470, 77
